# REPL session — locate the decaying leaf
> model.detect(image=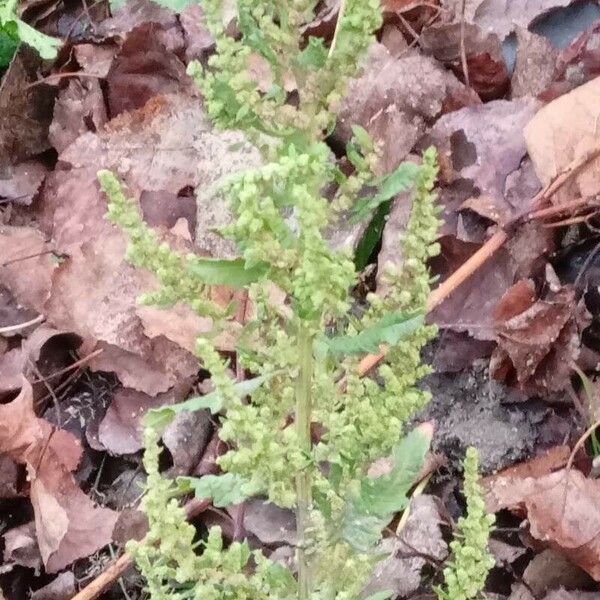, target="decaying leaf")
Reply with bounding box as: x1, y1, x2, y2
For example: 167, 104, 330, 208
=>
491, 282, 582, 393
0, 161, 47, 205
485, 465, 600, 581
0, 381, 118, 572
